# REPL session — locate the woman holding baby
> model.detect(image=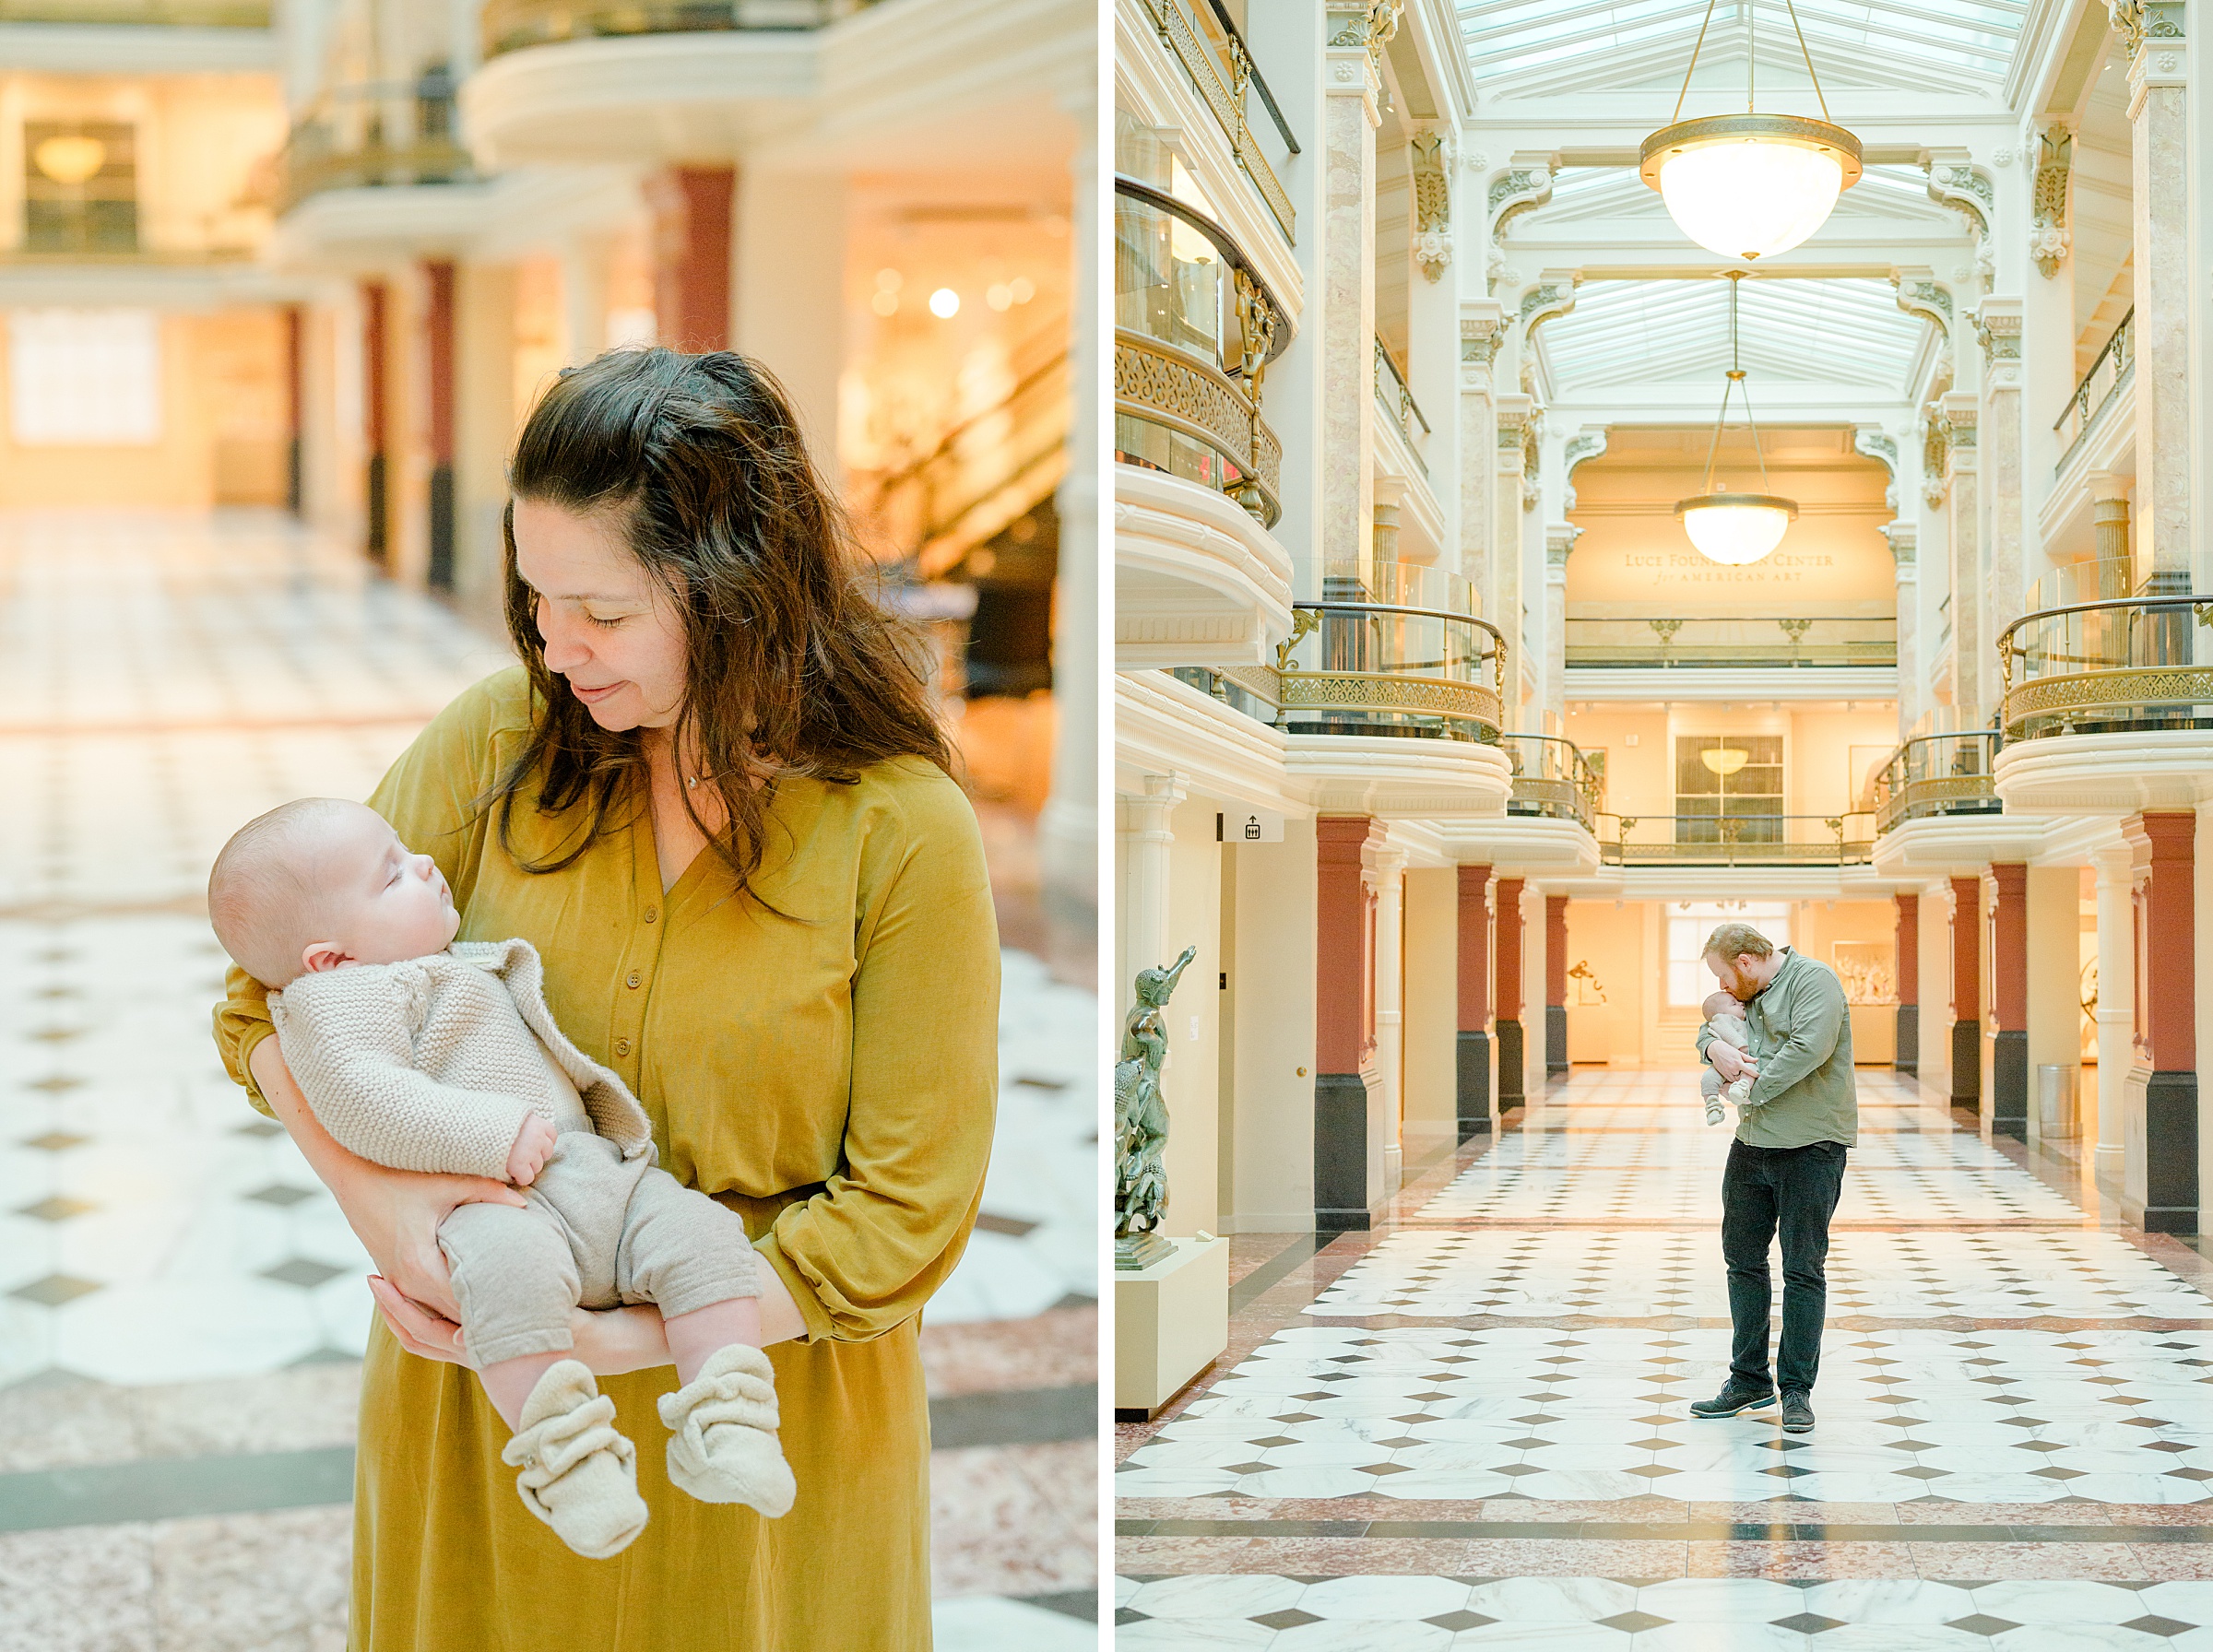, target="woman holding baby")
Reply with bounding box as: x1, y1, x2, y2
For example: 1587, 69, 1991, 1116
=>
213, 350, 999, 1649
